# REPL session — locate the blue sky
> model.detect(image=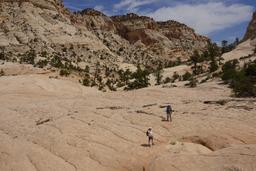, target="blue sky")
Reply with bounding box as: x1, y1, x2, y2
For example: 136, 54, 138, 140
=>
63, 0, 255, 43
